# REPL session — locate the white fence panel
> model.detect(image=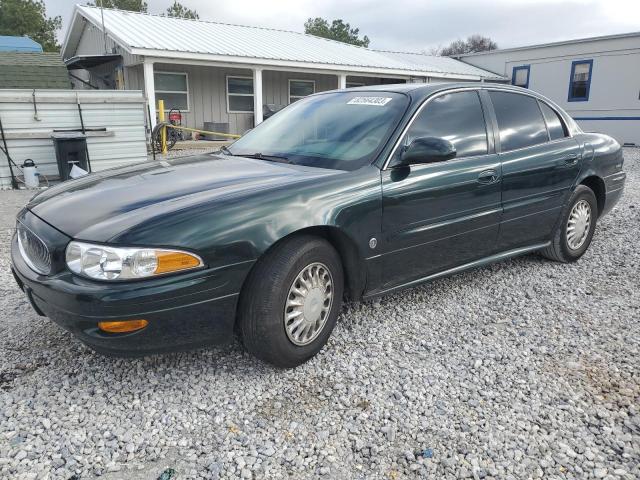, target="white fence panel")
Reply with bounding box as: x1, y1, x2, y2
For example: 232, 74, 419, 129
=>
0, 89, 148, 189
